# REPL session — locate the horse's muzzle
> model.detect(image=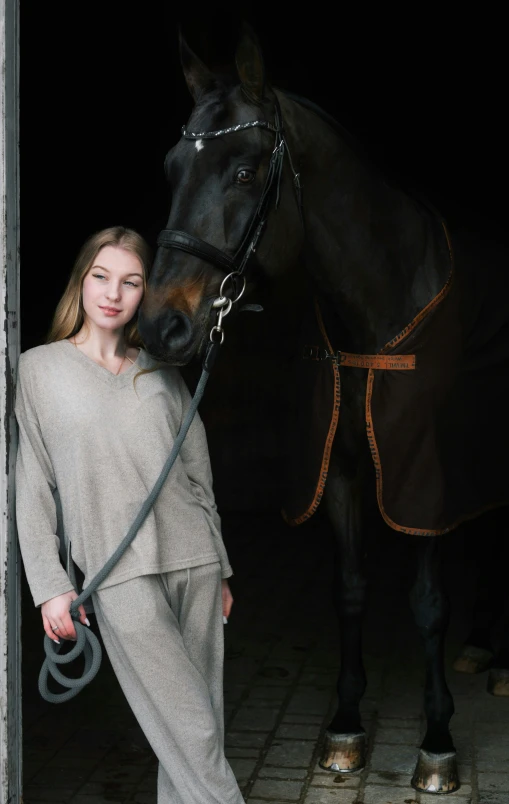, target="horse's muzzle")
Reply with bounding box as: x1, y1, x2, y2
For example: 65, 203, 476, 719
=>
138, 308, 195, 364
